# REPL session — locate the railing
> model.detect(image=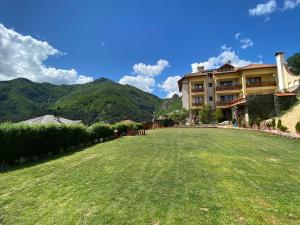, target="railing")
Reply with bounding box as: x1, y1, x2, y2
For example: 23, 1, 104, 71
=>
192, 88, 204, 93
216, 97, 246, 107
216, 85, 241, 91
192, 102, 204, 107
246, 81, 276, 88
